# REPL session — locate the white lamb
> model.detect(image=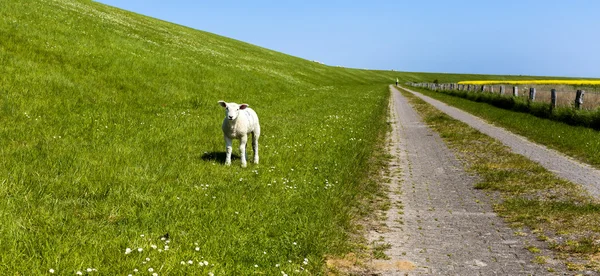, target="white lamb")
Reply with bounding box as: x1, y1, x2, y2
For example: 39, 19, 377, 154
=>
218, 100, 260, 167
